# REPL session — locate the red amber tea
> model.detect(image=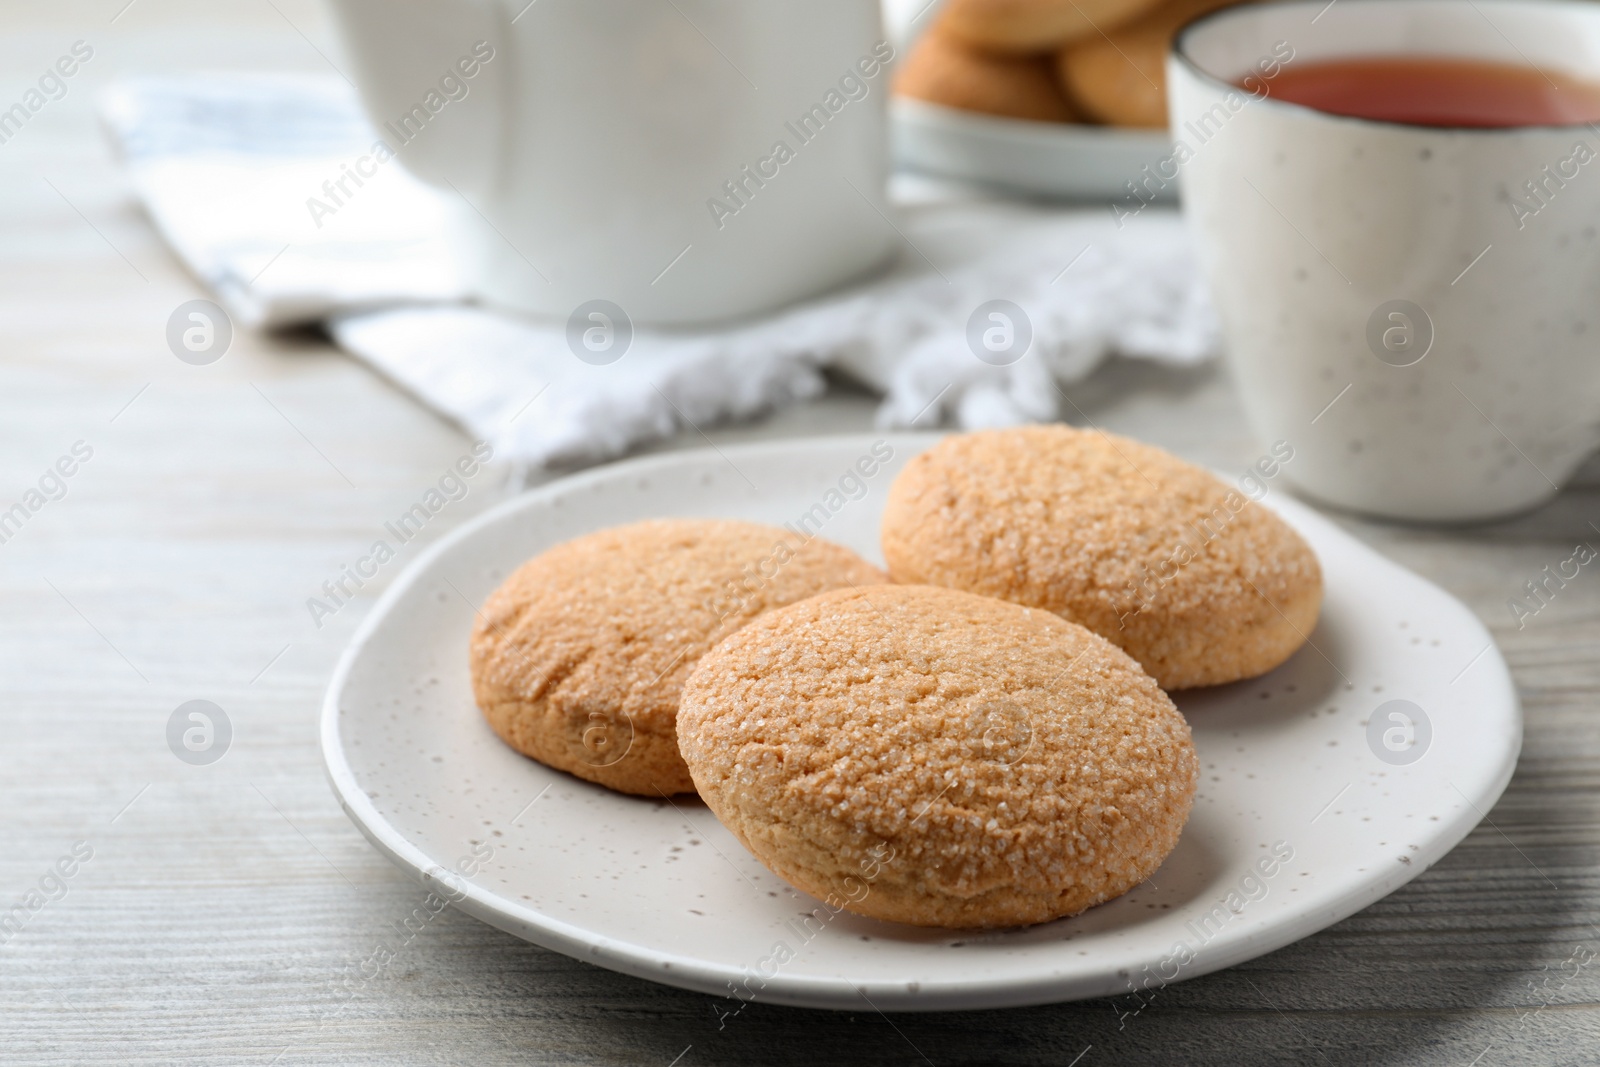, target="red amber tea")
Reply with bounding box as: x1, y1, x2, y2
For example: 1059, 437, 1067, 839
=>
1245, 55, 1600, 127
